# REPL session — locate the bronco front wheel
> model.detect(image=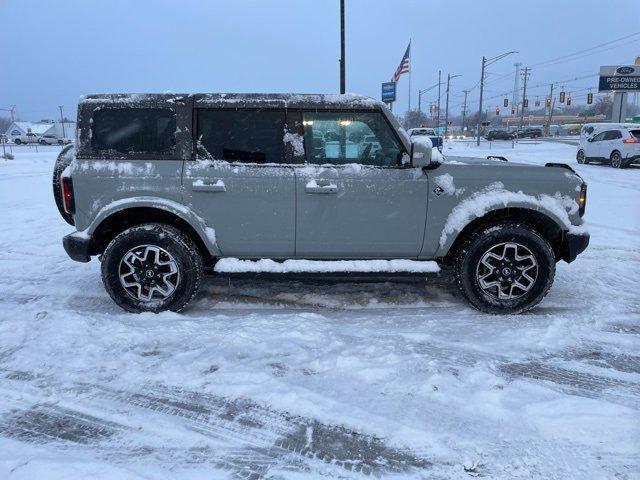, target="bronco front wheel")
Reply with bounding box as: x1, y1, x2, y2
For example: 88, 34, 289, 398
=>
101, 223, 203, 313
454, 223, 555, 314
